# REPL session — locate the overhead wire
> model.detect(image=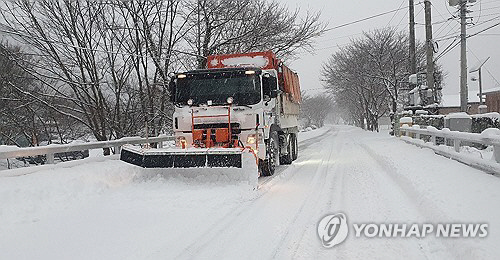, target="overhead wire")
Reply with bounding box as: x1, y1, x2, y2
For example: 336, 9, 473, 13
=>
323, 2, 424, 33
386, 0, 406, 28
467, 46, 500, 87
